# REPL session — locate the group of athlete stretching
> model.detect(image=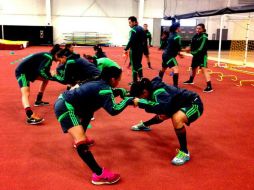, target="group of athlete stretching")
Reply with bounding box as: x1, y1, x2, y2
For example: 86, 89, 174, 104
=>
15, 16, 212, 185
